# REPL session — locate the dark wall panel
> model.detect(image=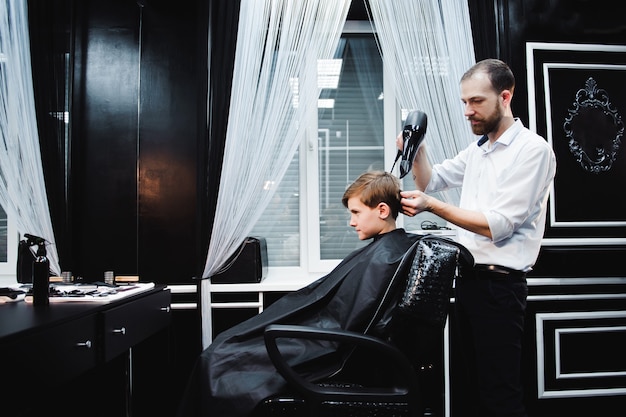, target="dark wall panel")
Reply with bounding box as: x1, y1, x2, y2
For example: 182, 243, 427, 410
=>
71, 0, 141, 279
137, 1, 202, 283
70, 0, 205, 283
